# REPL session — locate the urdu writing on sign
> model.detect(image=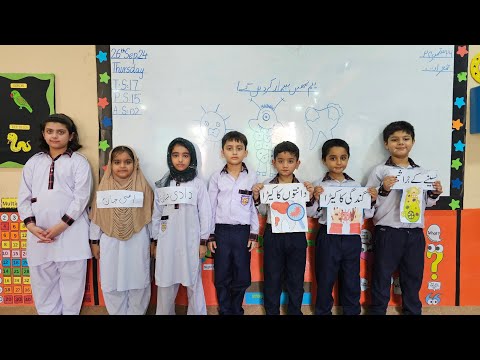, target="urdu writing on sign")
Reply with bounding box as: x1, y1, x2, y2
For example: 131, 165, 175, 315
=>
156, 186, 197, 206
96, 190, 144, 208
319, 187, 371, 209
